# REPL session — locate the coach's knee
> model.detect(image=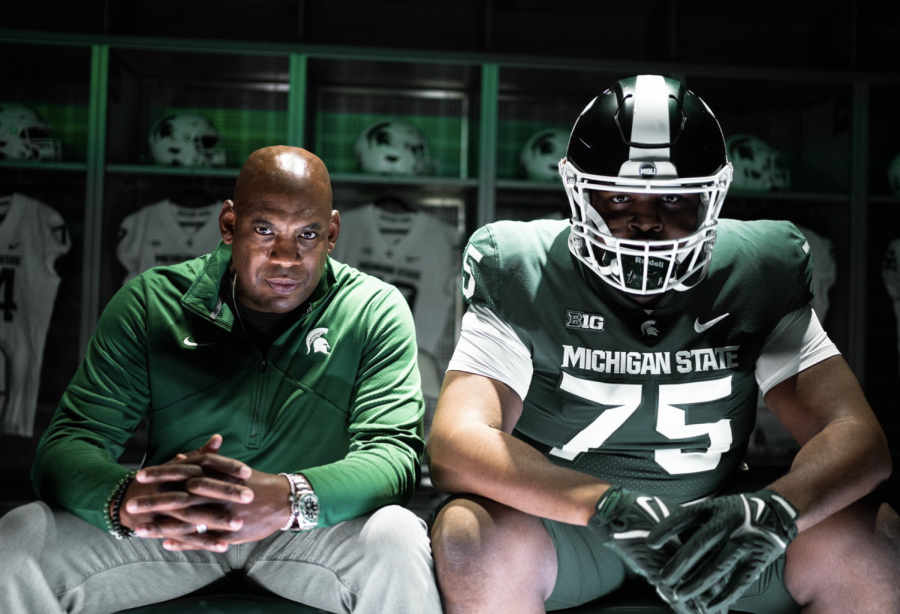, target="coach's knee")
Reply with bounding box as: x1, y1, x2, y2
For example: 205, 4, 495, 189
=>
362, 505, 432, 568
0, 503, 52, 570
